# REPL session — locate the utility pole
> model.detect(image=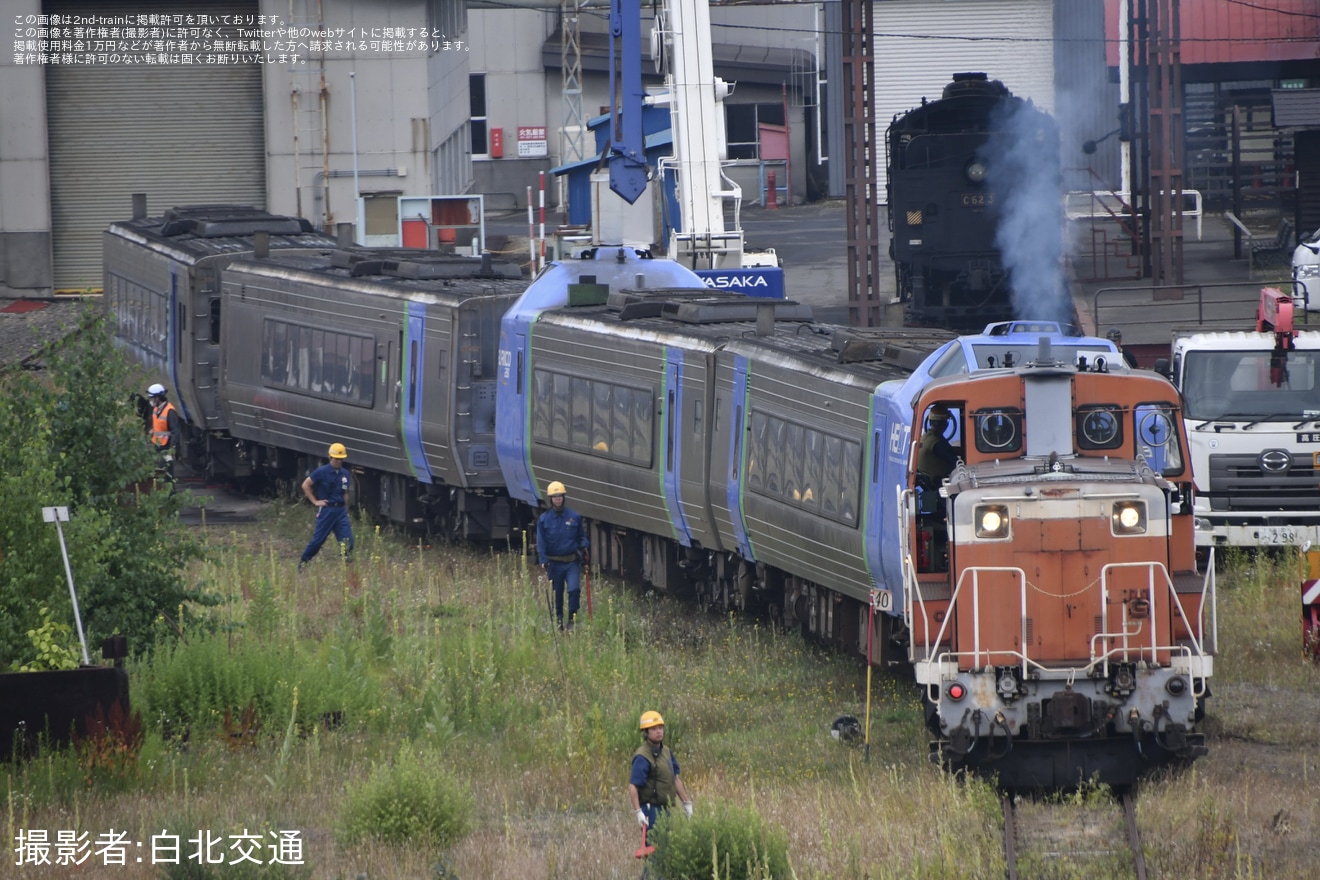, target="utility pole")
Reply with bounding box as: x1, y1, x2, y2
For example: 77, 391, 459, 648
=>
842, 0, 882, 327
560, 0, 587, 214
